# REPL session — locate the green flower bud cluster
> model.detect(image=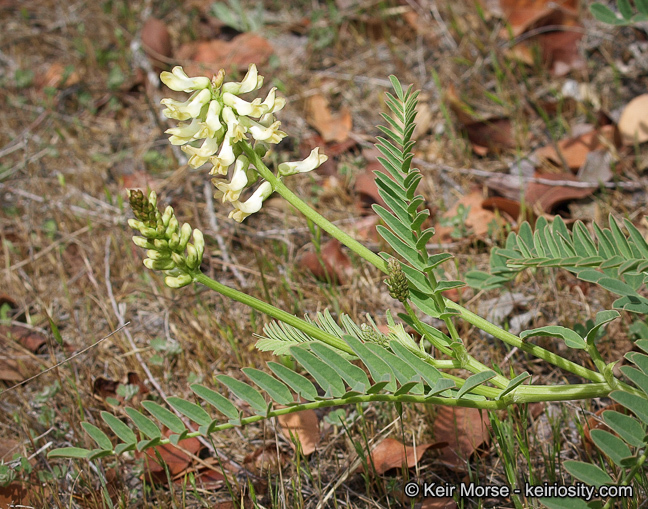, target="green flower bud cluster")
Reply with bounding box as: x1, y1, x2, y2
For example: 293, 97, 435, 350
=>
385, 258, 410, 302
360, 324, 389, 347
127, 190, 204, 288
